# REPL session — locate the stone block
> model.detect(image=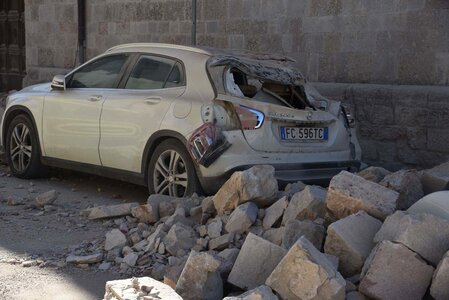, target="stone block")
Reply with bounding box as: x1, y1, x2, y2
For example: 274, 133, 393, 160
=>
209, 233, 234, 251
131, 204, 158, 224
163, 223, 197, 257
357, 166, 391, 183
35, 190, 57, 208
374, 211, 449, 265
422, 161, 449, 194
431, 250, 449, 300
263, 227, 285, 246
223, 285, 278, 300
359, 241, 434, 300
266, 236, 346, 300
263, 196, 288, 229
104, 277, 182, 300
105, 229, 128, 251
175, 251, 223, 300
282, 185, 327, 225
225, 202, 258, 234
324, 211, 382, 277
407, 191, 449, 221
228, 233, 287, 290
282, 219, 325, 250
66, 253, 103, 264
380, 169, 424, 210
213, 166, 278, 215
326, 171, 399, 220
88, 202, 139, 220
